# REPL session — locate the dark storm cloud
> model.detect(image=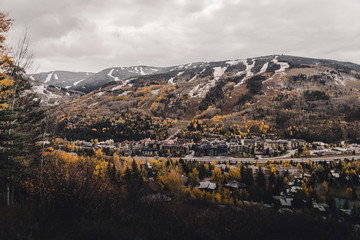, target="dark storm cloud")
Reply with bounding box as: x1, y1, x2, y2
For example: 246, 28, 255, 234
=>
1, 0, 360, 72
